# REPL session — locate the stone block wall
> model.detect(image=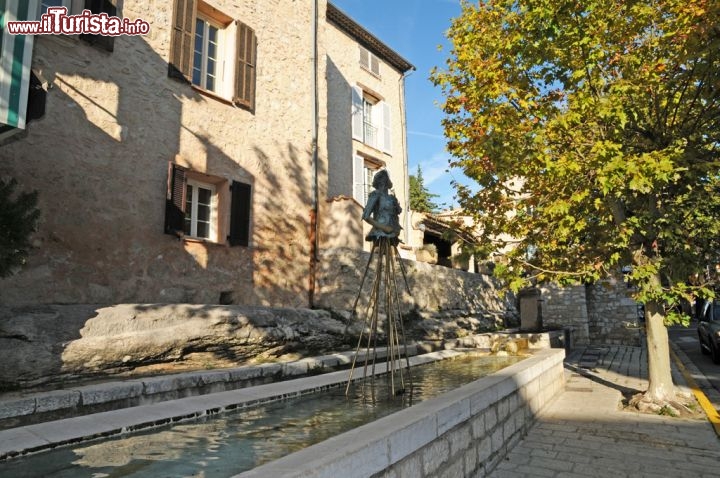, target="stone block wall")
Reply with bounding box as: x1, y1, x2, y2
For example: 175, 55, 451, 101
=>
316, 247, 517, 323
539, 283, 590, 345
586, 279, 643, 346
